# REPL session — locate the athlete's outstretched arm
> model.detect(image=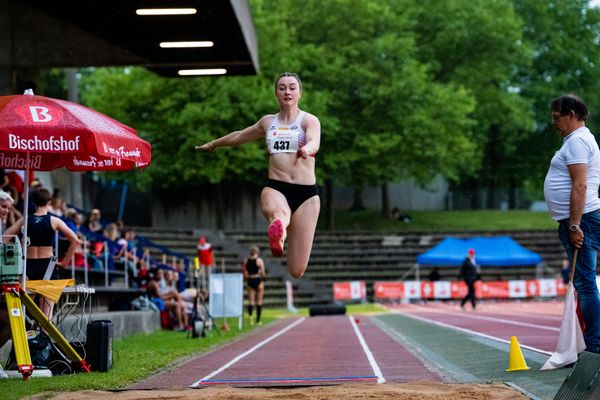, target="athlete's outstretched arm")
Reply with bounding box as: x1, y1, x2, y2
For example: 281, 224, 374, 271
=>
195, 116, 269, 152
296, 114, 321, 159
